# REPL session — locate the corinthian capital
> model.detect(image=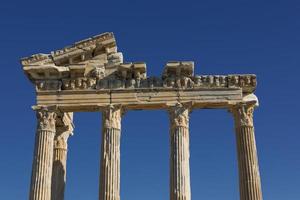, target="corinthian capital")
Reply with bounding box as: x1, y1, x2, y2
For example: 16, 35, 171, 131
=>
232, 103, 255, 127
102, 105, 123, 130
54, 112, 74, 150
36, 107, 57, 132
54, 132, 71, 150
168, 103, 190, 129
